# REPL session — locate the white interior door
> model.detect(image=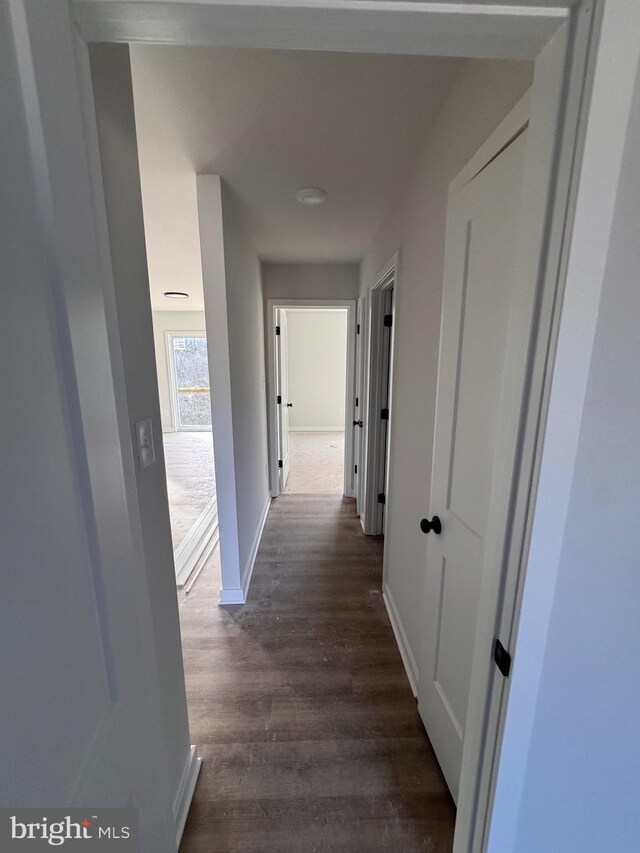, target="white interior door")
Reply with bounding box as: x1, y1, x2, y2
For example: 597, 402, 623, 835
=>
275, 309, 291, 490
418, 130, 527, 801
